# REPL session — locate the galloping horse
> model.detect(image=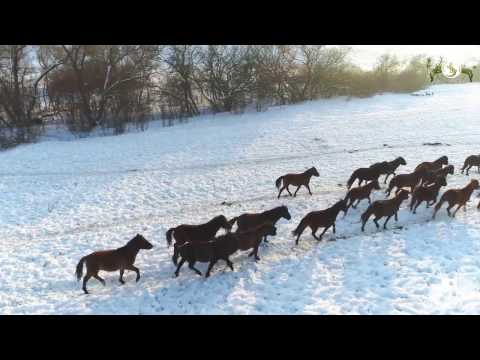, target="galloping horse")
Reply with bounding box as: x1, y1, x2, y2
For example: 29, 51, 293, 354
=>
228, 205, 291, 243
166, 215, 232, 265
432, 179, 480, 219
76, 234, 154, 294
369, 157, 407, 184
361, 189, 409, 232
275, 167, 319, 198
292, 199, 347, 244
